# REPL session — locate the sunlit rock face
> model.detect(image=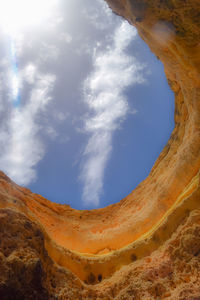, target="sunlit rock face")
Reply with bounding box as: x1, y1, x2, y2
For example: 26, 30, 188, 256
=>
0, 0, 200, 299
